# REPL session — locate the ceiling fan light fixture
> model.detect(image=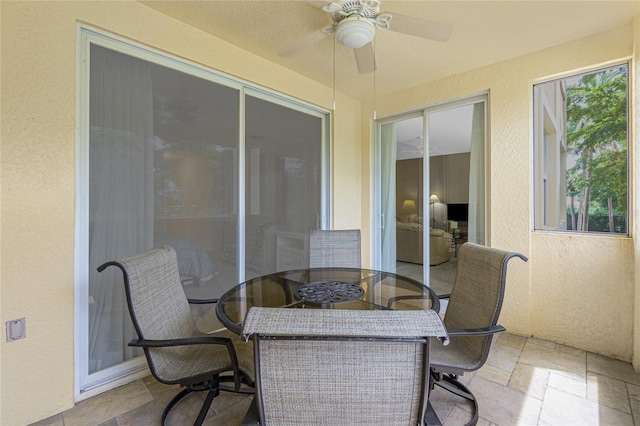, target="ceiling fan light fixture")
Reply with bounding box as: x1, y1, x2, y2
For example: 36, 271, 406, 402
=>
335, 16, 375, 48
